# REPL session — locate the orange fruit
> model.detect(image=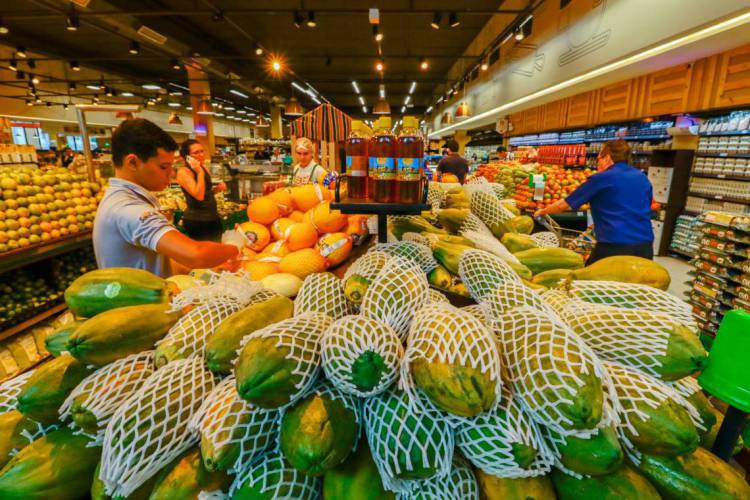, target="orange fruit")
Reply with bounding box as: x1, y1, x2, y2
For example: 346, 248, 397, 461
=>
286, 222, 319, 251
279, 248, 328, 279
289, 210, 305, 223
316, 232, 353, 267
268, 188, 294, 216
311, 201, 347, 233
291, 184, 332, 212
261, 240, 291, 258
271, 218, 295, 241
345, 215, 370, 245
237, 221, 271, 252
240, 260, 279, 280
441, 173, 460, 183
241, 247, 258, 260
247, 196, 280, 225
